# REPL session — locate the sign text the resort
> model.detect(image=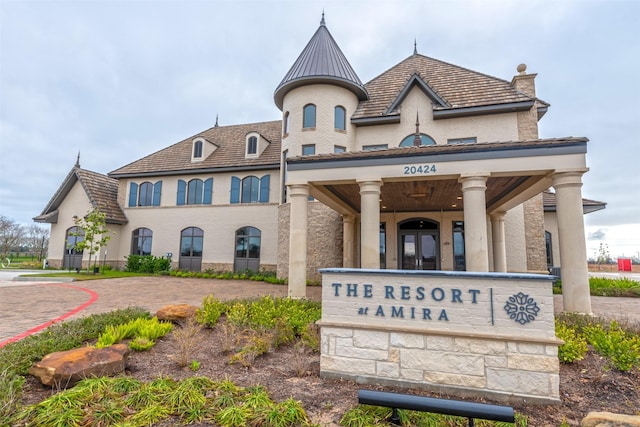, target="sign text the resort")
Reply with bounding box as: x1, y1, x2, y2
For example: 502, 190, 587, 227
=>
331, 282, 482, 322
